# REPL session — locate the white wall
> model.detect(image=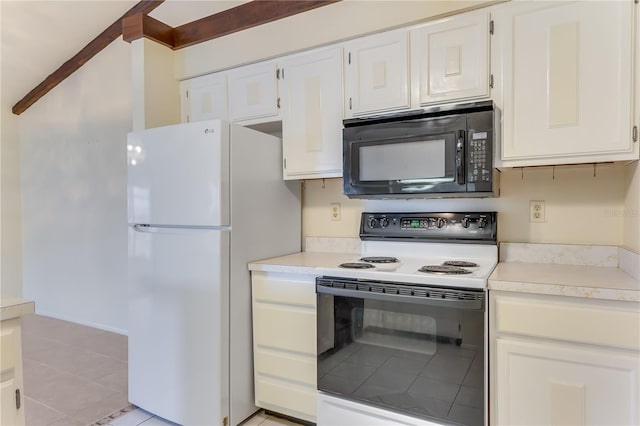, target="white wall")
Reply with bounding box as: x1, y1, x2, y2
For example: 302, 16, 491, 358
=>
20, 38, 131, 333
624, 162, 640, 253
1, 102, 23, 297
303, 163, 627, 247
1, 0, 23, 296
